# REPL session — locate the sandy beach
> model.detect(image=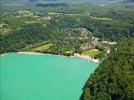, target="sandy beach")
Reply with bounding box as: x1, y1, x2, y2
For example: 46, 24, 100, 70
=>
17, 52, 45, 55
74, 53, 99, 63
1, 52, 100, 63
0, 53, 8, 56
